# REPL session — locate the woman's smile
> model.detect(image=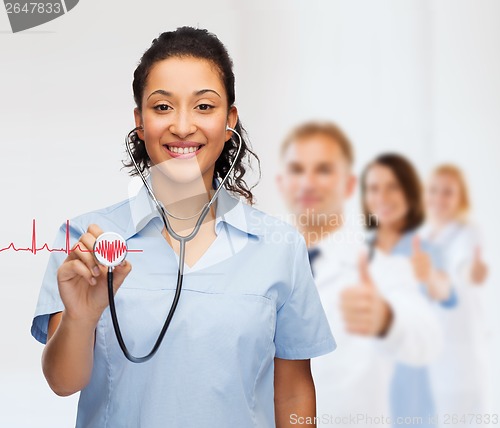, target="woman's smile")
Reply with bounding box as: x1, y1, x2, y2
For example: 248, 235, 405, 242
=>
162, 141, 205, 159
